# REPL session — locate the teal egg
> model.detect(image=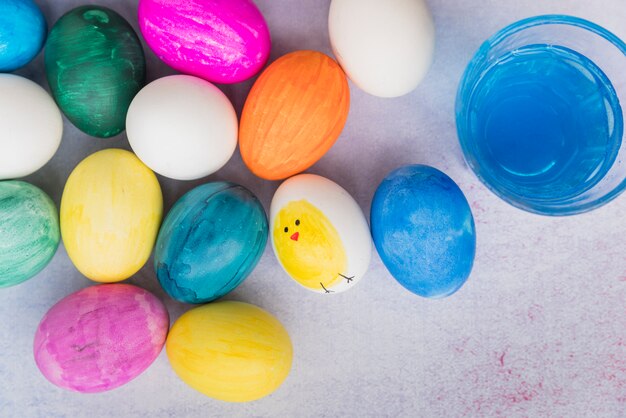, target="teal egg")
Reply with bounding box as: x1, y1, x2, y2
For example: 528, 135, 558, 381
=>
45, 6, 145, 138
0, 181, 60, 288
154, 182, 268, 304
